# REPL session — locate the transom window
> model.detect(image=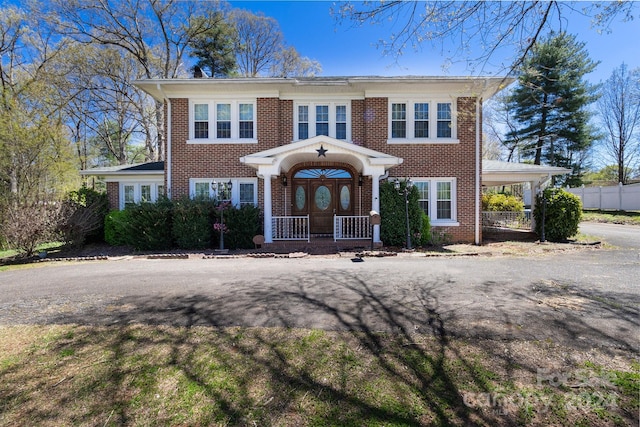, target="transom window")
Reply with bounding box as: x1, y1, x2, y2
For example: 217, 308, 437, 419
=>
294, 102, 350, 141
388, 100, 457, 143
294, 168, 352, 179
189, 100, 256, 143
